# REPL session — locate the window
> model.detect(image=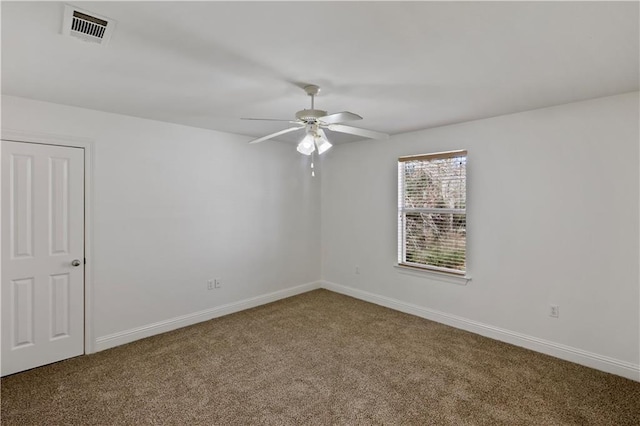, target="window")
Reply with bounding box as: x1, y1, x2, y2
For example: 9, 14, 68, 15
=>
398, 150, 467, 275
